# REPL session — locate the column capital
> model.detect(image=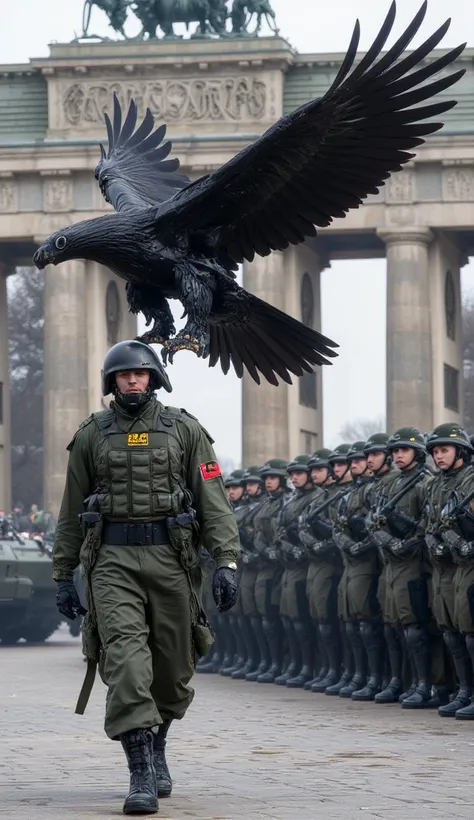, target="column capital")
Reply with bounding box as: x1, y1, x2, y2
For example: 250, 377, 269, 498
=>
377, 227, 434, 247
